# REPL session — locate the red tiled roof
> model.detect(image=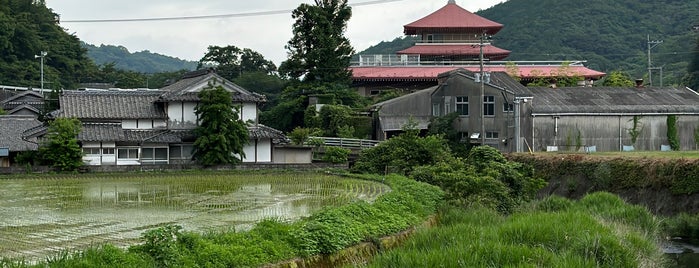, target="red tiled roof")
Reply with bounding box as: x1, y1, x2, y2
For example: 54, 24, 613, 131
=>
404, 2, 503, 35
397, 44, 511, 60
350, 66, 606, 81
